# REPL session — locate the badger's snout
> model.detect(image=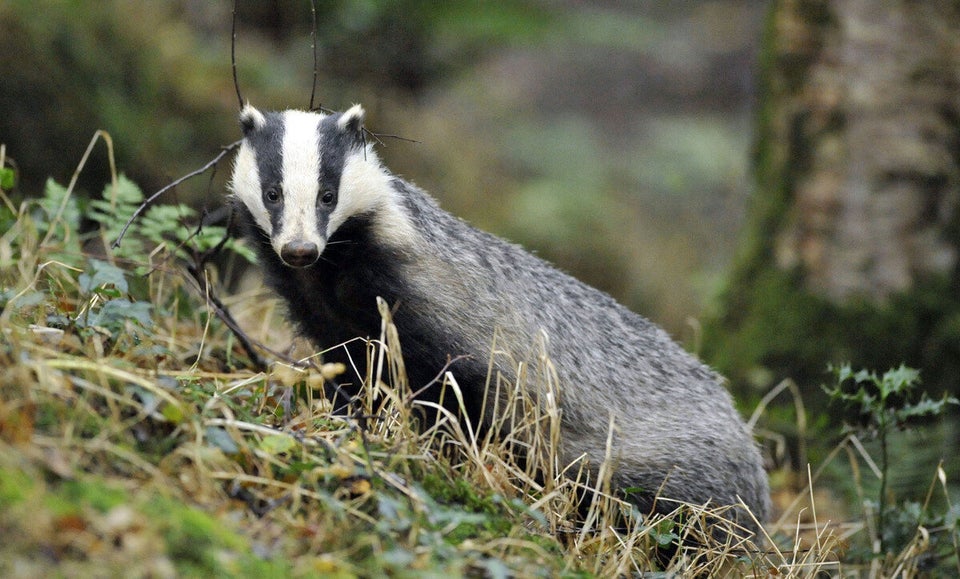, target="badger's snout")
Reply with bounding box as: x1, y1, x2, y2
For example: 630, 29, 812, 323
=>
280, 241, 320, 268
